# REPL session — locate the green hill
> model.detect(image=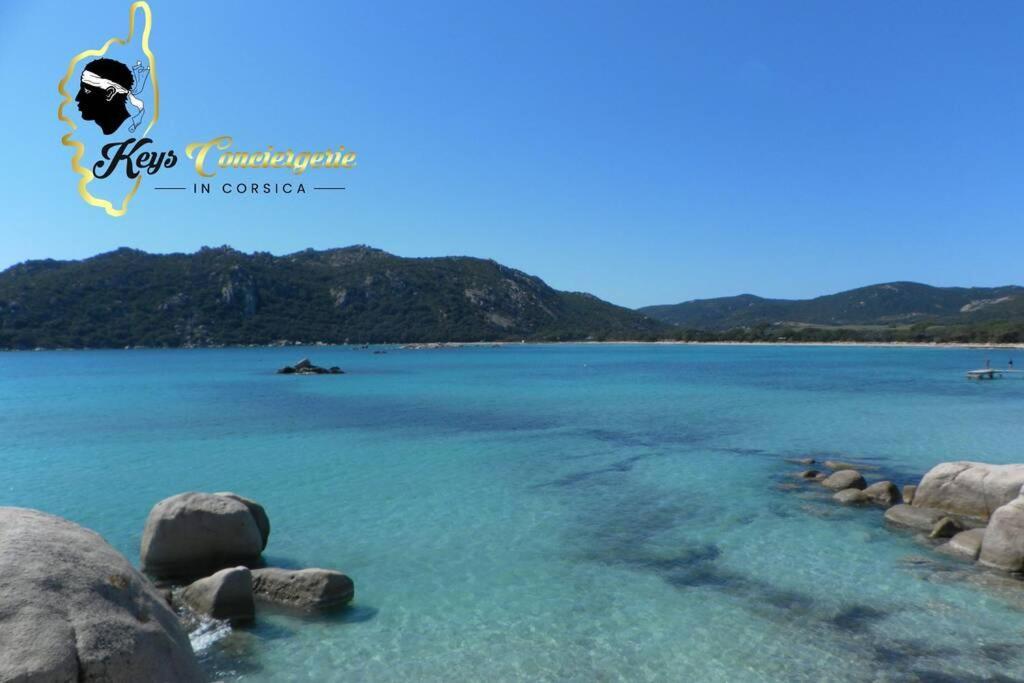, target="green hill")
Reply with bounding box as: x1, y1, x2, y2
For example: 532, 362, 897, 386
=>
0, 246, 669, 348
640, 282, 1024, 343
